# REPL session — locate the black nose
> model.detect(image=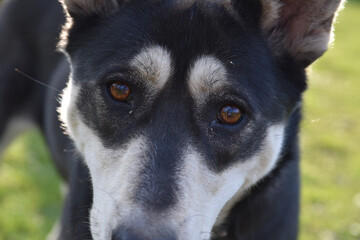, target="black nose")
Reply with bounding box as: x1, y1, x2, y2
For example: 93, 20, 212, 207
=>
112, 228, 176, 240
